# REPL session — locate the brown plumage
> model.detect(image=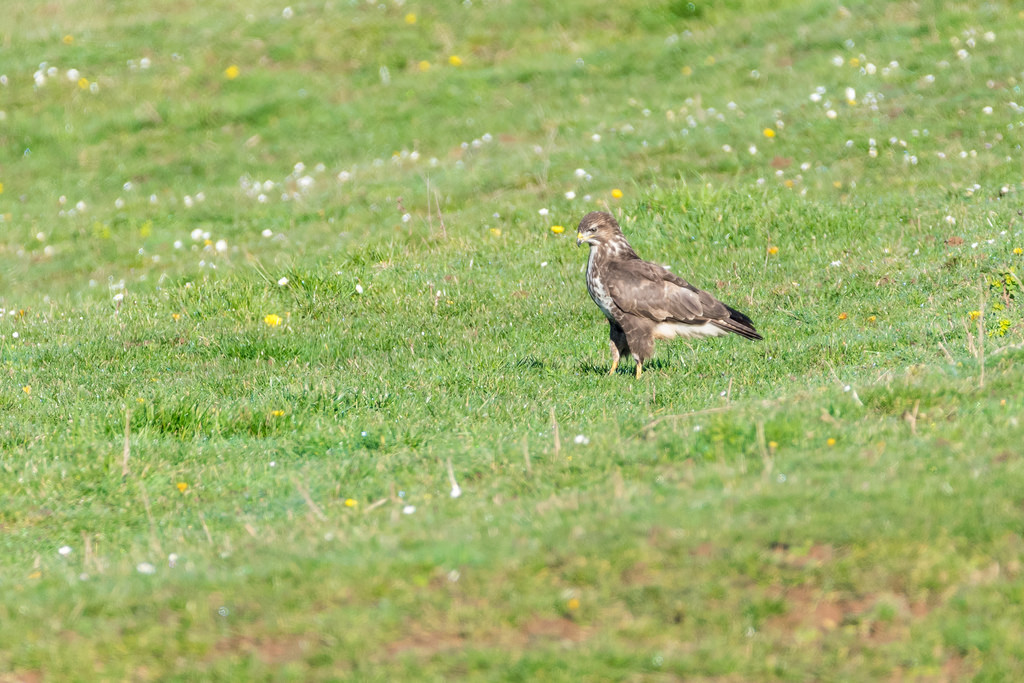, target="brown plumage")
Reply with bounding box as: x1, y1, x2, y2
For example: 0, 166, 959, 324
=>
576, 211, 762, 377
